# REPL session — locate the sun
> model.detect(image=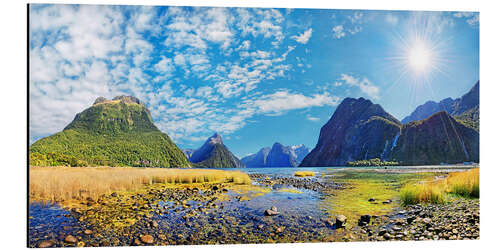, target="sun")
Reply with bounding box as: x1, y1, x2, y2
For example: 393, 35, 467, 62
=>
407, 40, 433, 74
